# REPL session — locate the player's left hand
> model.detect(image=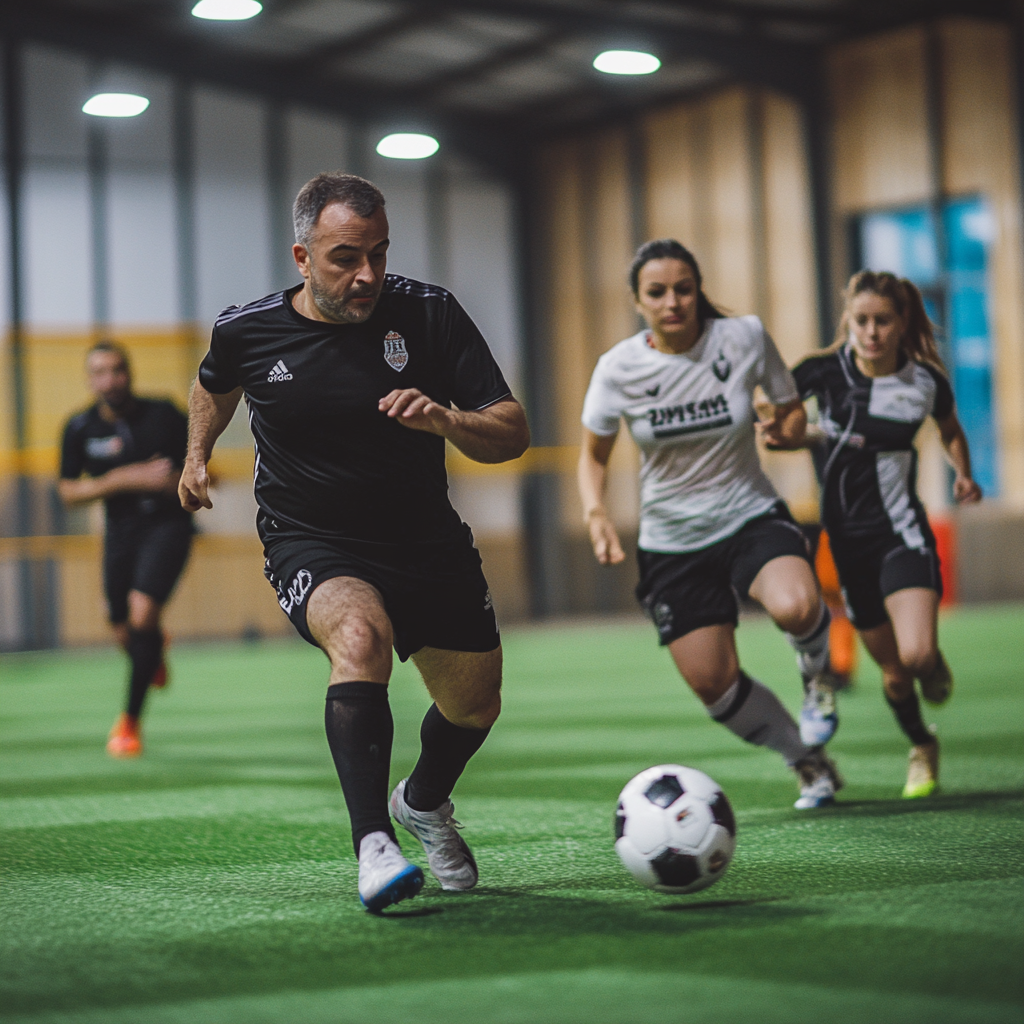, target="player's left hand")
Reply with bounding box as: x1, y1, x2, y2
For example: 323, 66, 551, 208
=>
953, 474, 982, 504
379, 389, 451, 435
